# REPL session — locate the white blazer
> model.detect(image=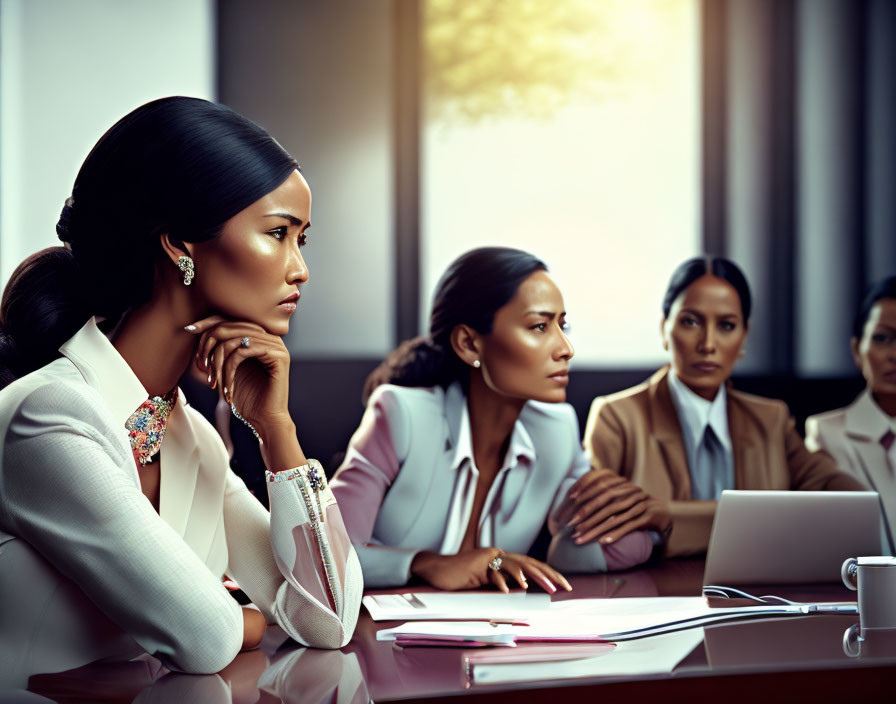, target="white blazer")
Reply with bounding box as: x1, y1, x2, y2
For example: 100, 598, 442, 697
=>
806, 389, 896, 554
0, 319, 362, 688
